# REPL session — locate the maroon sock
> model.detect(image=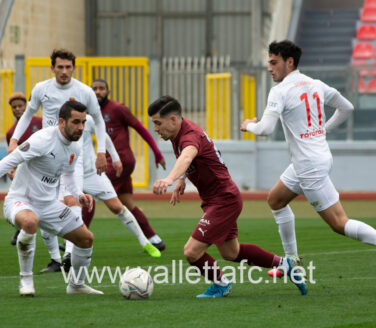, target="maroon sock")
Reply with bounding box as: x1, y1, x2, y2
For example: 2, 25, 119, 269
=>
234, 243, 281, 268
82, 201, 96, 228
131, 206, 156, 238
189, 253, 222, 282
